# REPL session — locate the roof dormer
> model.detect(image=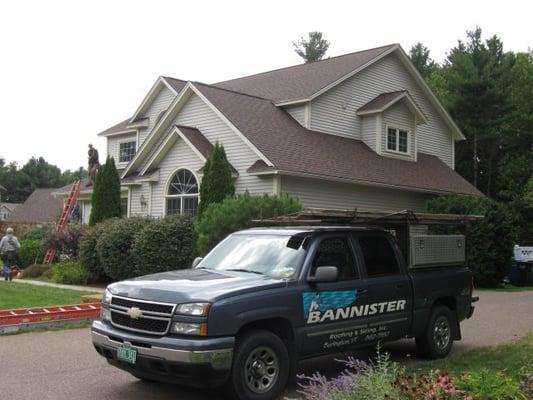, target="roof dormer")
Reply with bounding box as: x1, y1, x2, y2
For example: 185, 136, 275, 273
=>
357, 91, 427, 161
